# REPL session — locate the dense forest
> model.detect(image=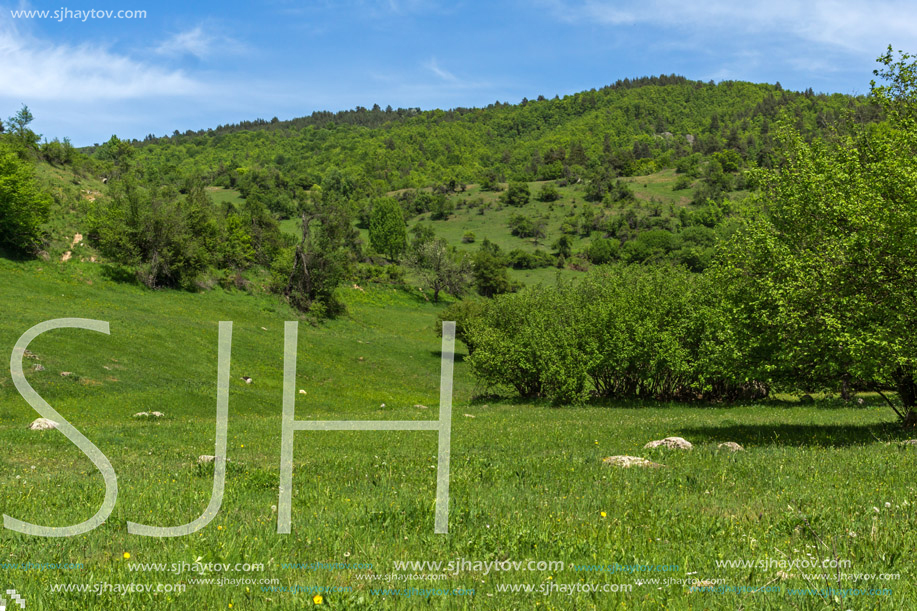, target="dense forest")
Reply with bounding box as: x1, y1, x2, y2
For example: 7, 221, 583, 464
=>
4, 55, 917, 421
109, 75, 875, 203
